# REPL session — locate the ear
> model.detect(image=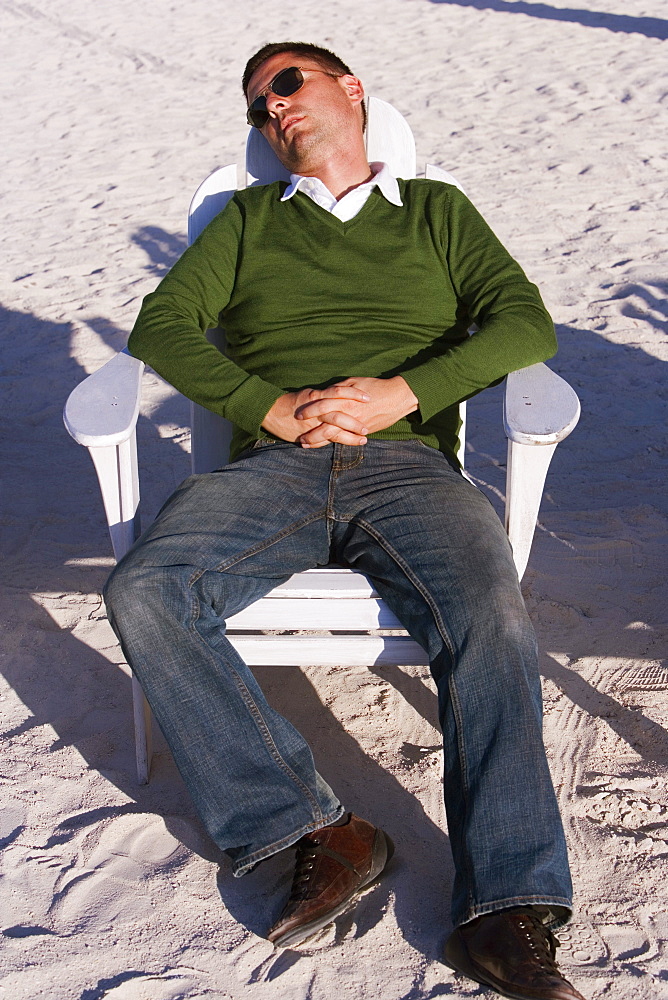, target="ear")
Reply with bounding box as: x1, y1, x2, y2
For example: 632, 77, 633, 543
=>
338, 73, 365, 109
